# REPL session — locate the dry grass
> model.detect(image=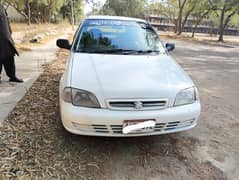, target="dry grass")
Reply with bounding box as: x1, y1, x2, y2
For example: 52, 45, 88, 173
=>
11, 22, 70, 33
11, 23, 32, 32
0, 49, 104, 179
12, 22, 72, 52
